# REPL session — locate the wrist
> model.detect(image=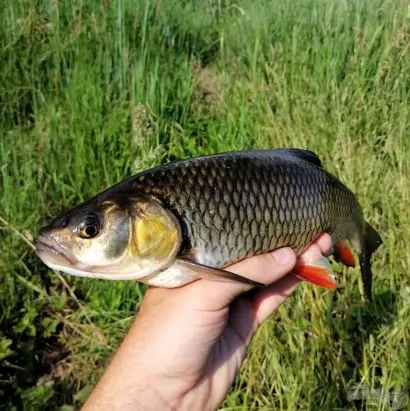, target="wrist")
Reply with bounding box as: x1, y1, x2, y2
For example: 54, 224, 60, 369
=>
82, 372, 172, 411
